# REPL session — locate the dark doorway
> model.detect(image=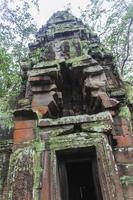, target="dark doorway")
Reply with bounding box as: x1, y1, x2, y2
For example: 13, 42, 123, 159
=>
66, 161, 96, 200
57, 147, 103, 200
